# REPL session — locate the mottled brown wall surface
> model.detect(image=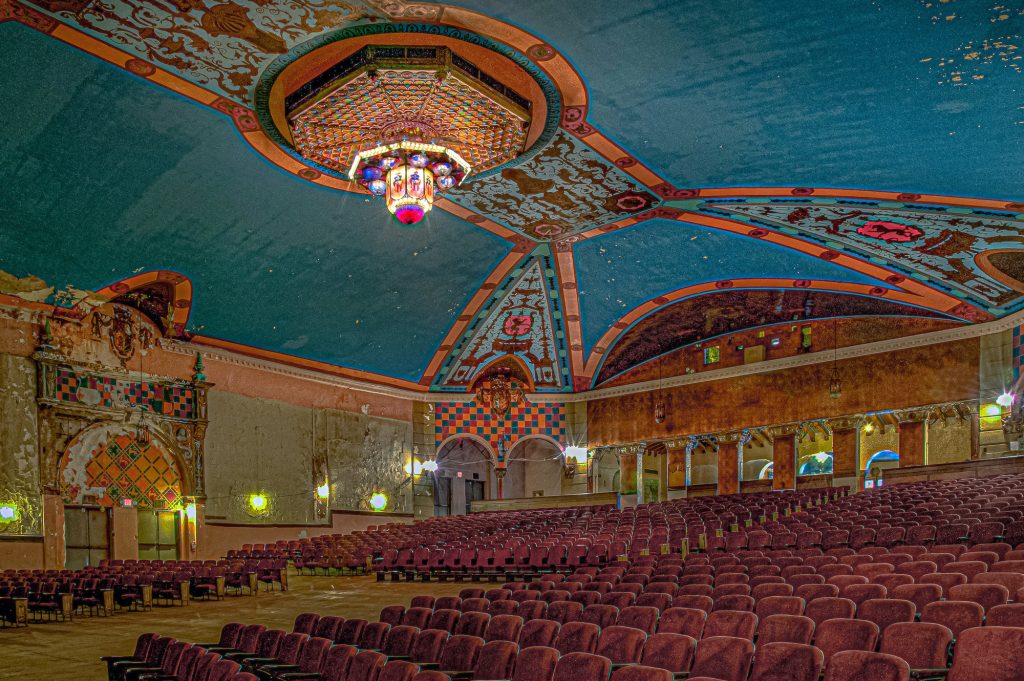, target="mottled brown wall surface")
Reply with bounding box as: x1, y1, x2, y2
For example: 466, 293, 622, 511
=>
588, 339, 980, 445
0, 354, 41, 537
600, 317, 964, 388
